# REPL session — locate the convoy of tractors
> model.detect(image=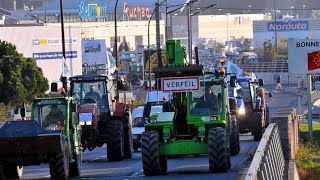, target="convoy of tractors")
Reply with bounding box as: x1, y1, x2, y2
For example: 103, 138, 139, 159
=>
0, 39, 269, 179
